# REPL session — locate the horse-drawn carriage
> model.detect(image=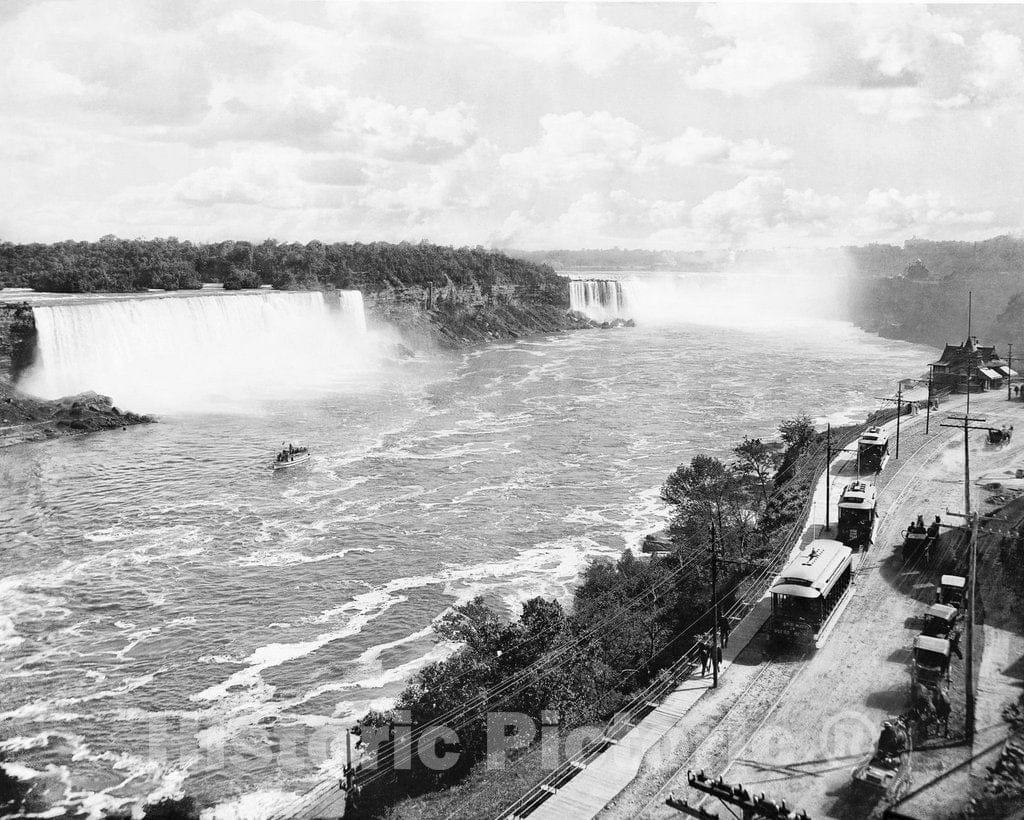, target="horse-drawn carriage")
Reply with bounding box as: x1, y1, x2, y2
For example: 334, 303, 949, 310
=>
851, 716, 913, 807
921, 603, 958, 639
903, 517, 940, 565
912, 635, 951, 687
987, 425, 1014, 445
937, 574, 967, 611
